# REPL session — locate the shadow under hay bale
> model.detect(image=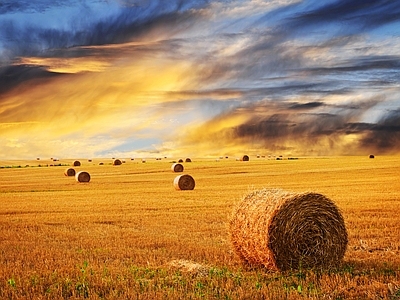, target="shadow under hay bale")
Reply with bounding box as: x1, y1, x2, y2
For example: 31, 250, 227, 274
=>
171, 163, 184, 172
113, 159, 122, 166
73, 160, 81, 167
229, 189, 348, 271
75, 171, 91, 183
241, 155, 249, 161
64, 168, 76, 177
174, 174, 195, 190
